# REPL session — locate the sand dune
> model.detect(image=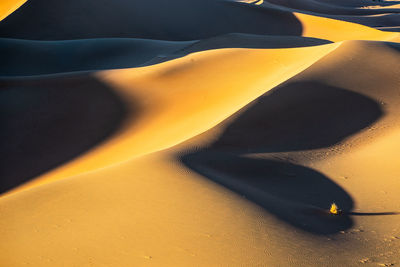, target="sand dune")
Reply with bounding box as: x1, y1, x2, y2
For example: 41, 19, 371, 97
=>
266, 0, 400, 15
1, 43, 340, 194
0, 34, 331, 77
0, 0, 303, 40
331, 14, 400, 29
0, 38, 194, 77
256, 0, 400, 28
1, 0, 400, 266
